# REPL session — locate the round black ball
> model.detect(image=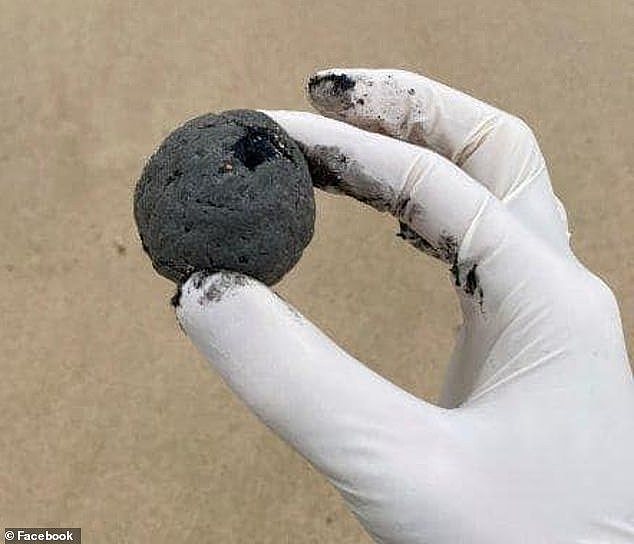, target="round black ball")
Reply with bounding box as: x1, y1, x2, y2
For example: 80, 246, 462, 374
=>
134, 110, 315, 285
